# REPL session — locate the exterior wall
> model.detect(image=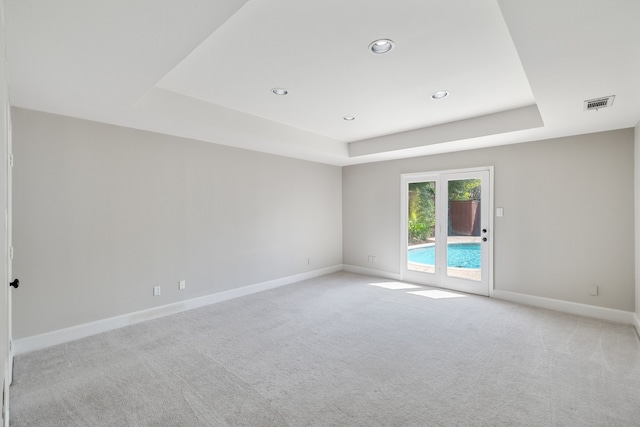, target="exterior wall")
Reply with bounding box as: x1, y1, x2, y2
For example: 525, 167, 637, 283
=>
344, 129, 635, 311
12, 108, 343, 339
